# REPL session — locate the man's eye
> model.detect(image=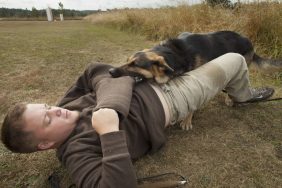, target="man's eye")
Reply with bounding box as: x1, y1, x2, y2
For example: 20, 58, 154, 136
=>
45, 116, 51, 125
44, 104, 52, 125
45, 104, 51, 110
